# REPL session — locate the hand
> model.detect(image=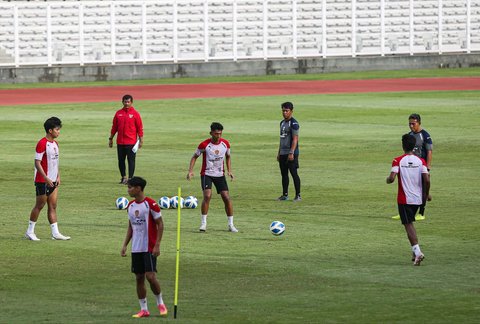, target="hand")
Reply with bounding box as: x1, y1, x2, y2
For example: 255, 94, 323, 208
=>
56, 177, 61, 187
139, 140, 143, 149
288, 153, 294, 161
121, 246, 127, 257
108, 138, 113, 148
427, 195, 432, 201
46, 178, 55, 188
152, 245, 160, 257
186, 171, 194, 181
228, 171, 235, 181
276, 154, 280, 162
